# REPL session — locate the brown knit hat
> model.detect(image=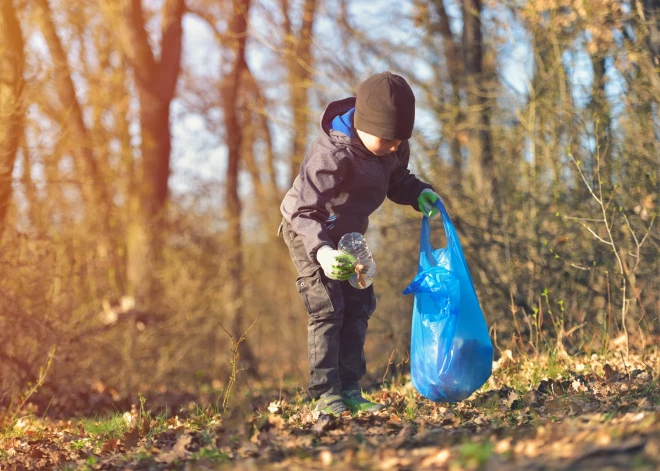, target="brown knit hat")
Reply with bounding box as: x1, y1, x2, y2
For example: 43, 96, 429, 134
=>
354, 72, 416, 140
